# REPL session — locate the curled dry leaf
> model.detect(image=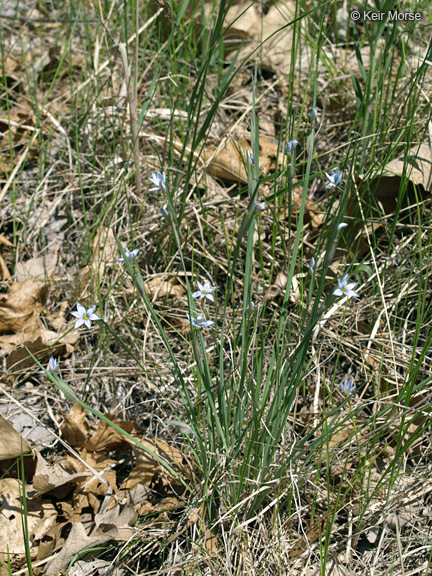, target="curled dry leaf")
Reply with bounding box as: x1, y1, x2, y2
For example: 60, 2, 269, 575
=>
356, 143, 432, 215
144, 276, 185, 300
32, 451, 90, 498
203, 139, 248, 184
122, 438, 185, 494
222, 1, 298, 74
202, 135, 281, 186
0, 414, 32, 461
93, 505, 137, 540
14, 253, 57, 282
84, 413, 138, 452
264, 271, 288, 302
0, 479, 45, 562
61, 403, 93, 447
0, 253, 11, 281
1, 328, 78, 372
44, 516, 135, 576
0, 280, 45, 334
0, 280, 78, 372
